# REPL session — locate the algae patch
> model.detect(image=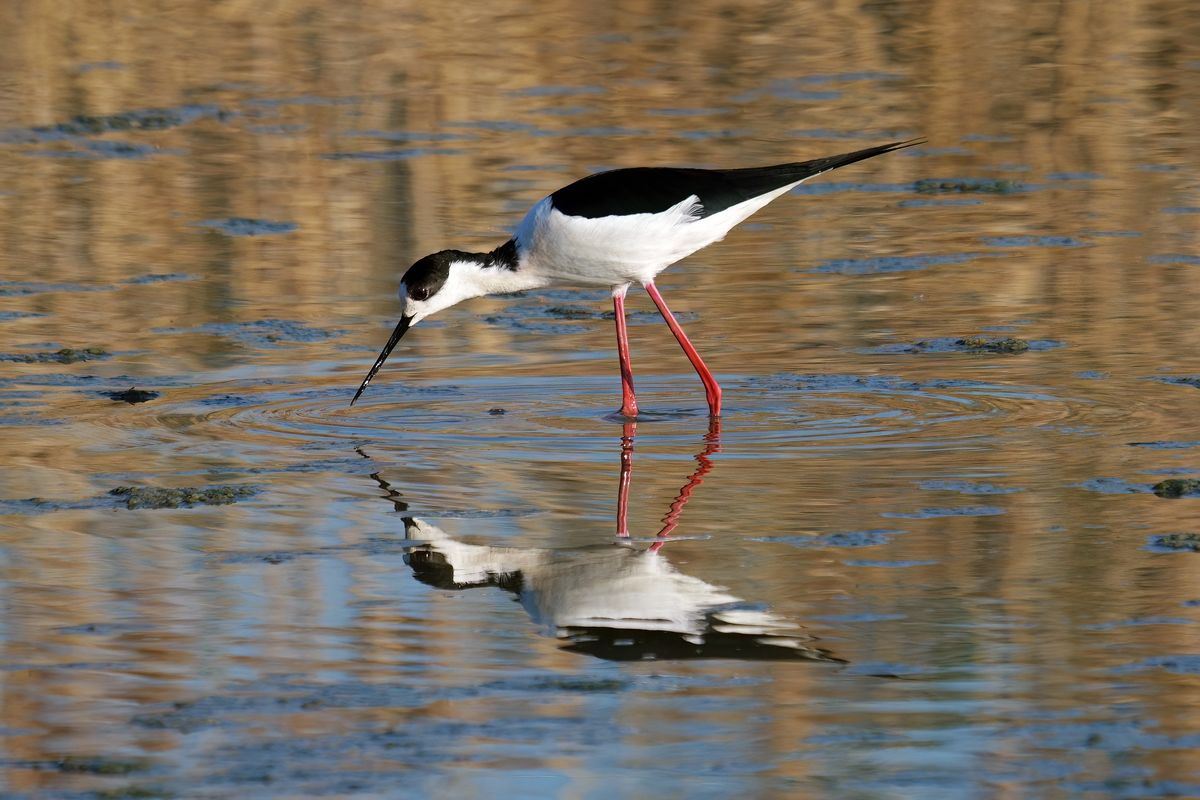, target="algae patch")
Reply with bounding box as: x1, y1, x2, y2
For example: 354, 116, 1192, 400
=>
914, 178, 1023, 194
1150, 533, 1200, 551
534, 677, 628, 693
105, 387, 160, 404
109, 485, 257, 509
0, 104, 227, 144
28, 139, 161, 160
55, 755, 151, 775
1152, 479, 1200, 499
36, 107, 221, 135
869, 336, 1045, 355
542, 305, 598, 319
1157, 376, 1200, 390
955, 336, 1031, 354
1, 347, 111, 363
